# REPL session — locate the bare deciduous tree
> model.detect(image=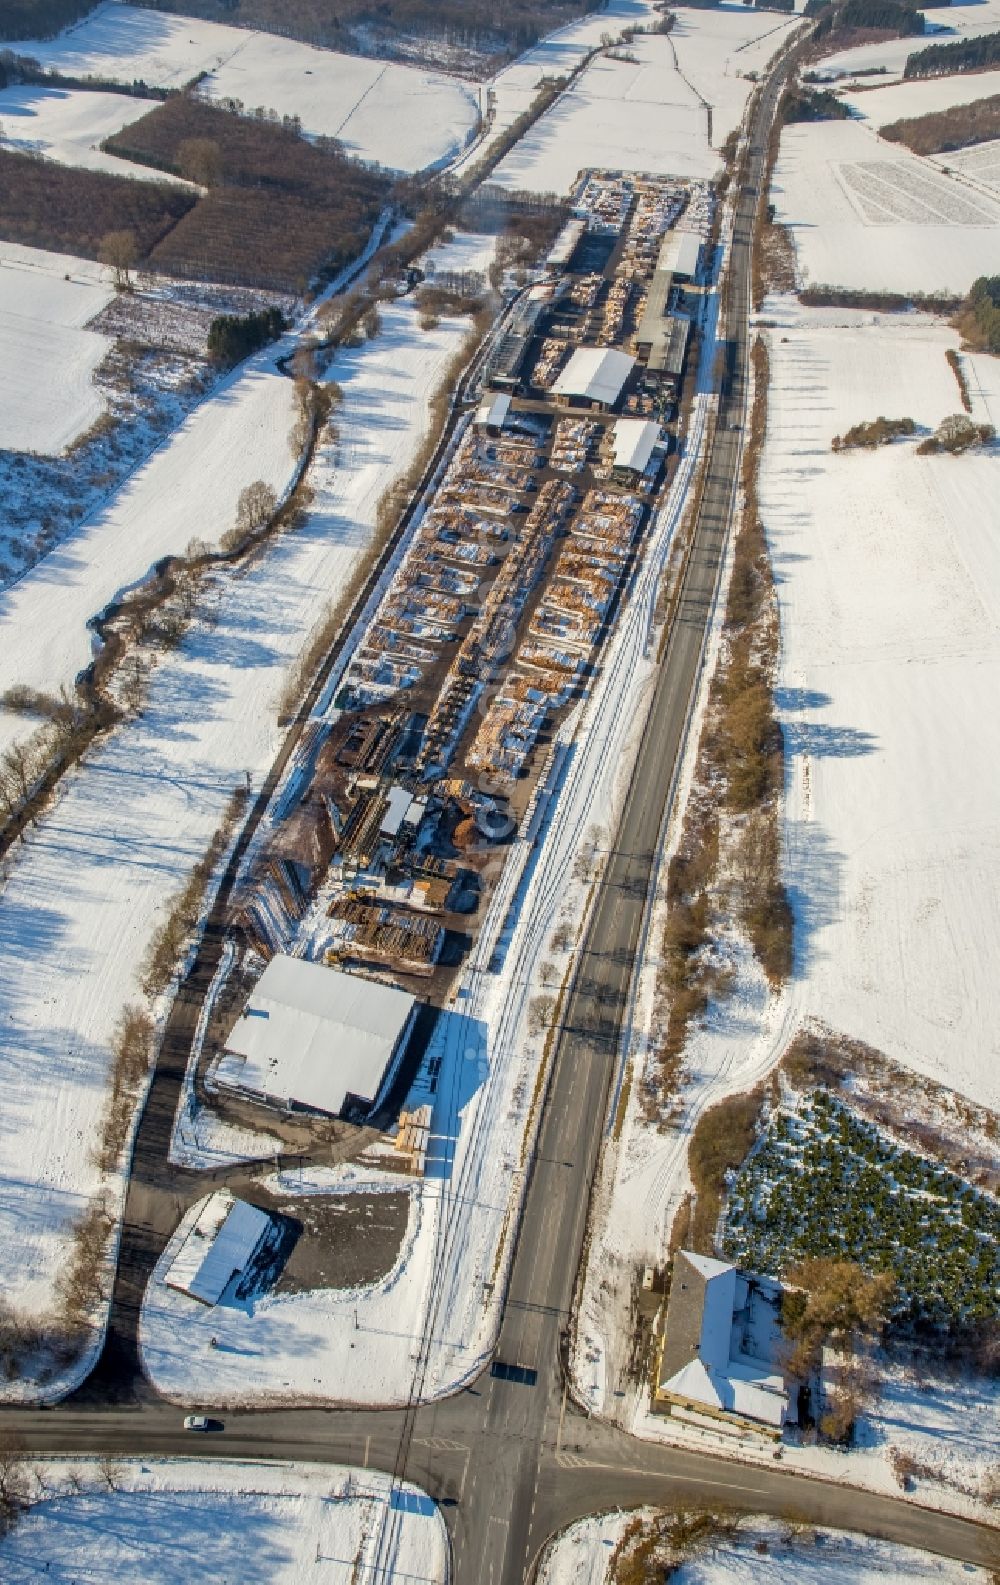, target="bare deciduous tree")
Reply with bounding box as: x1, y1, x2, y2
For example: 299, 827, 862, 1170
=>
234, 480, 278, 542
177, 136, 223, 188
98, 229, 138, 291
